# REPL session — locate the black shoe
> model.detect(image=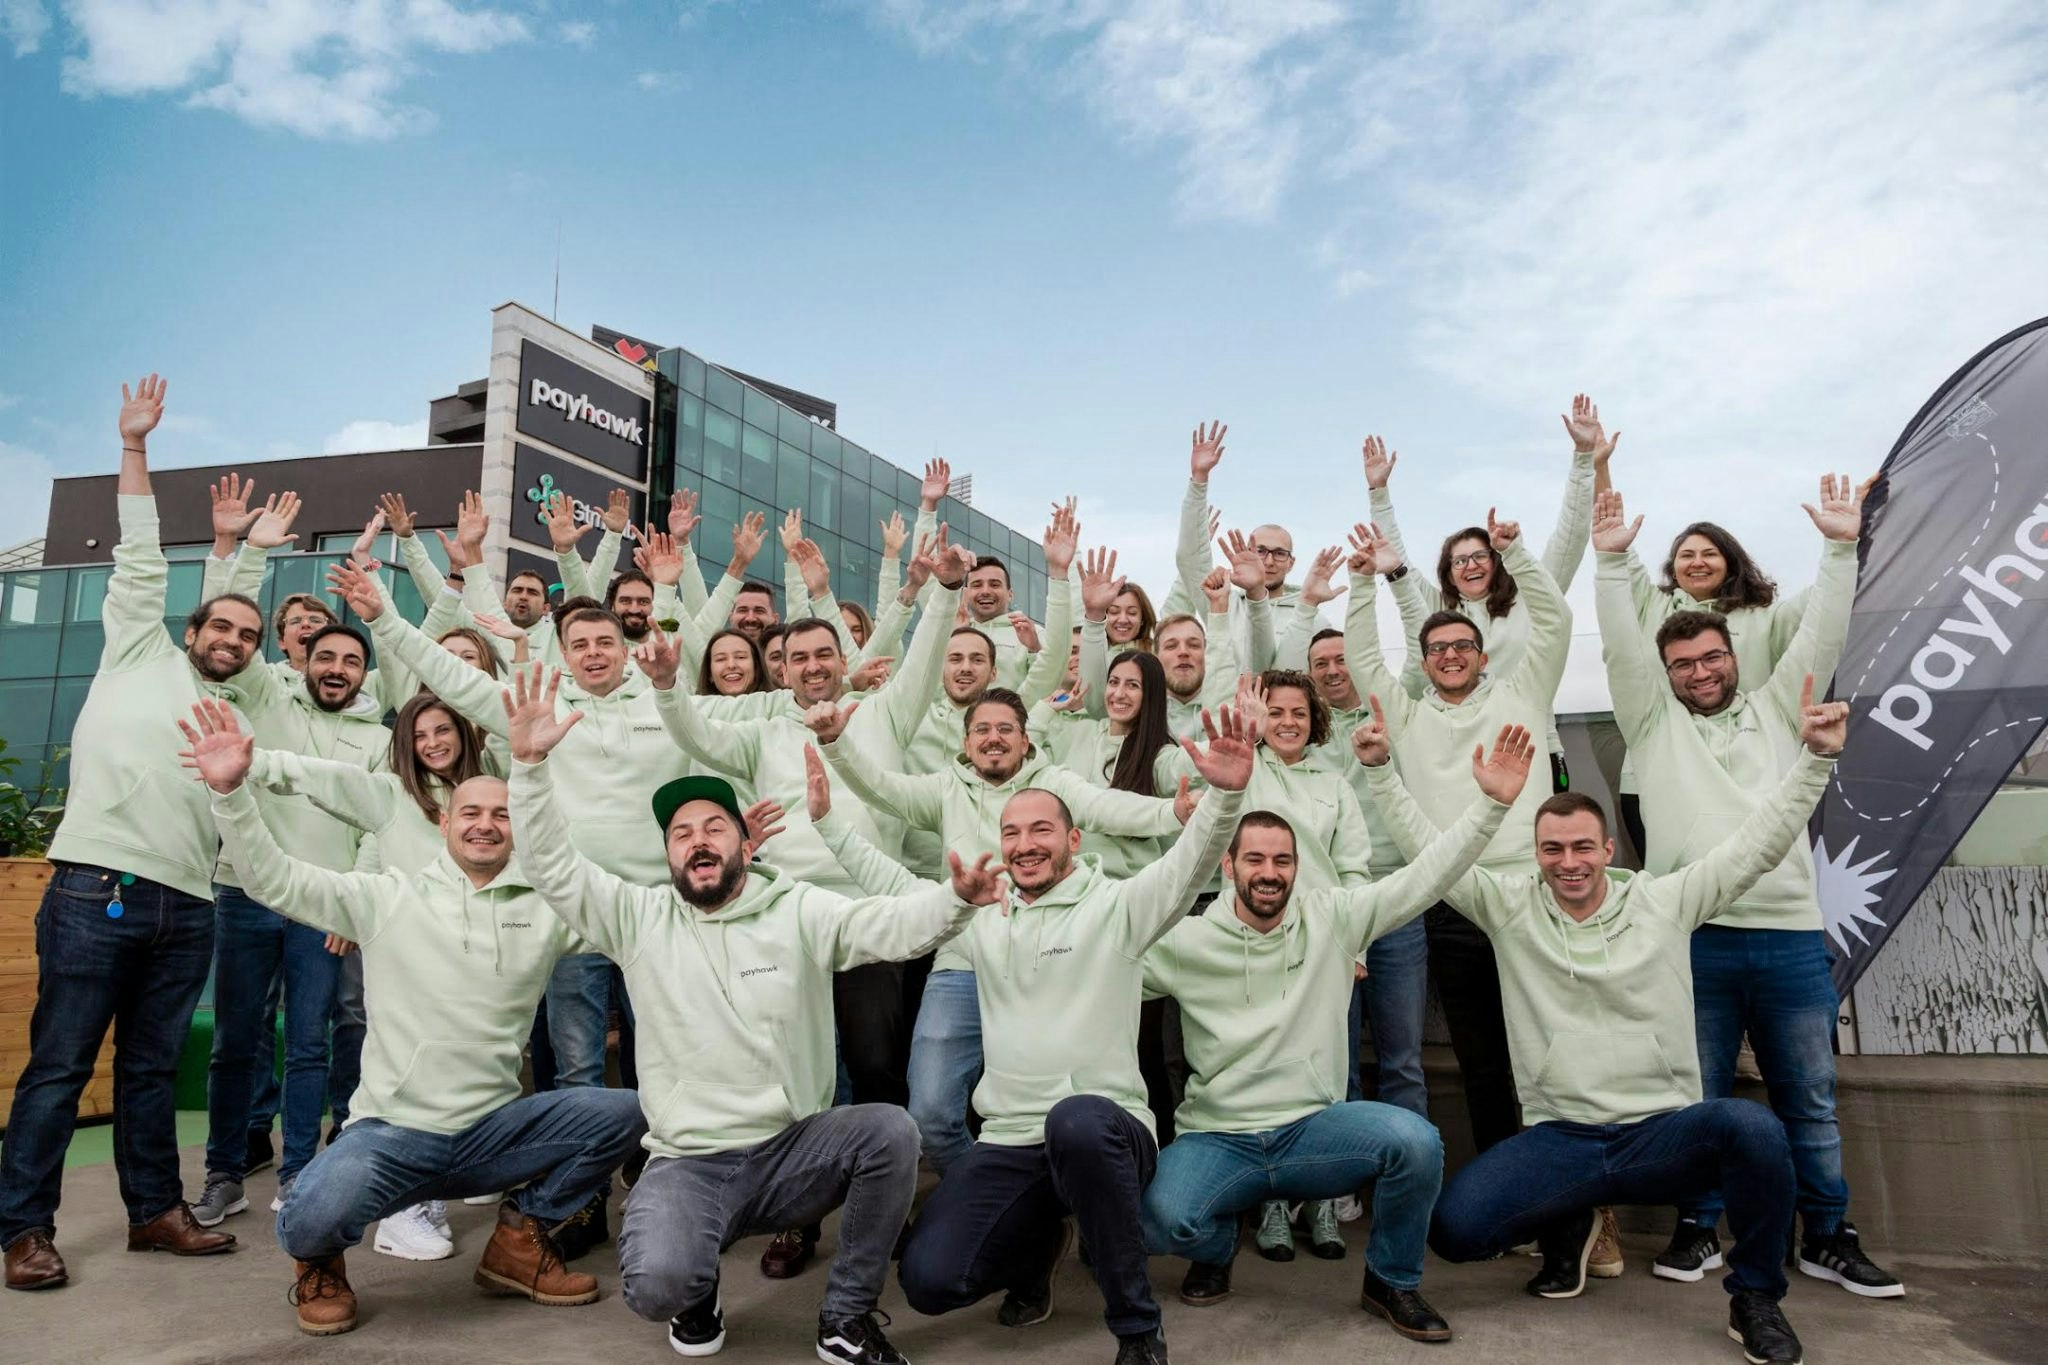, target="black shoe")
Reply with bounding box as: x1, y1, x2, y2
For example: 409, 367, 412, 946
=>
1114, 1329, 1170, 1365
668, 1285, 725, 1358
622, 1145, 648, 1189
817, 1309, 906, 1364
1797, 1222, 1903, 1299
1525, 1208, 1599, 1299
1728, 1289, 1804, 1364
1178, 1260, 1233, 1307
1359, 1266, 1452, 1343
245, 1129, 276, 1176
997, 1218, 1074, 1328
1652, 1219, 1725, 1283
550, 1189, 610, 1264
